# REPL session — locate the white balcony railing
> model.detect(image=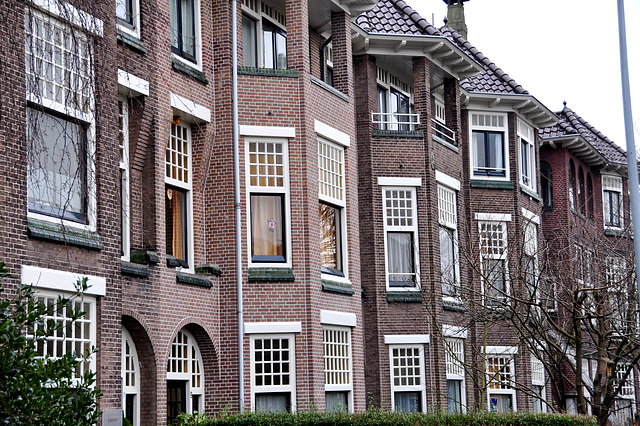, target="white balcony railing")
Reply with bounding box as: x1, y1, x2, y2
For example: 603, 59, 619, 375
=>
371, 112, 421, 131
432, 118, 457, 146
